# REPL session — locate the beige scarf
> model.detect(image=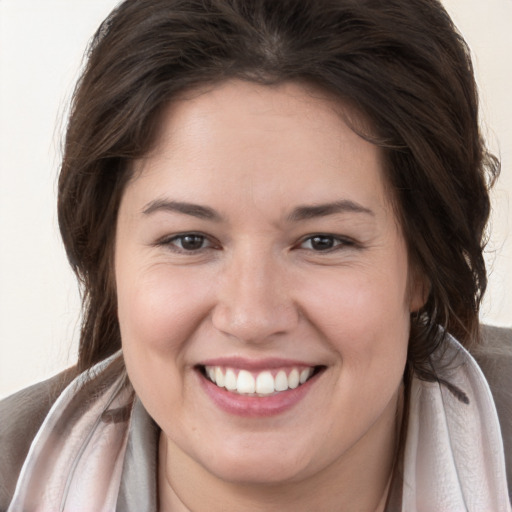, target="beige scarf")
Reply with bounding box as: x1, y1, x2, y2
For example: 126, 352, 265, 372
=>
7, 335, 512, 511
